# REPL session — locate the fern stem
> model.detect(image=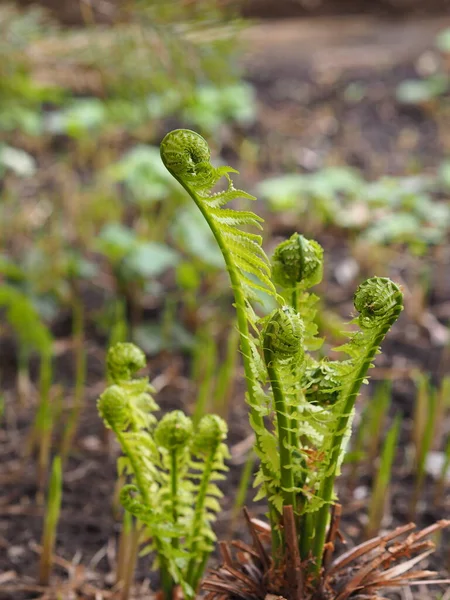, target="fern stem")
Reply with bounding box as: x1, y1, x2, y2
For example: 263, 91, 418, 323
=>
291, 288, 298, 311
263, 347, 296, 512
185, 449, 216, 590
115, 427, 174, 598
115, 429, 150, 505
171, 449, 179, 549
299, 511, 314, 561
